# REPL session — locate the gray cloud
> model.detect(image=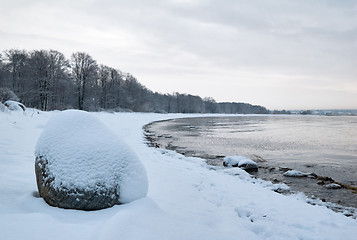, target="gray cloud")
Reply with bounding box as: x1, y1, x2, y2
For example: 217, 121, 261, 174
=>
0, 0, 356, 109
